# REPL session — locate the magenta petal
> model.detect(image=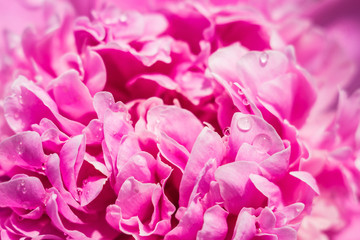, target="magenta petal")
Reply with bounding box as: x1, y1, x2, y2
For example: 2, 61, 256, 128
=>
229, 113, 284, 159
47, 70, 94, 119
272, 226, 297, 240
289, 171, 320, 195
260, 146, 290, 180
197, 205, 228, 240
45, 193, 89, 239
165, 196, 204, 240
215, 161, 262, 214
45, 154, 79, 208
115, 152, 156, 194
157, 130, 190, 172
0, 131, 46, 172
4, 76, 85, 135
59, 134, 85, 201
0, 175, 46, 209
82, 50, 107, 96
249, 174, 283, 209
47, 188, 83, 224
79, 177, 107, 206
232, 209, 256, 240
147, 105, 203, 152
258, 207, 276, 230
116, 177, 156, 221
179, 127, 224, 207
